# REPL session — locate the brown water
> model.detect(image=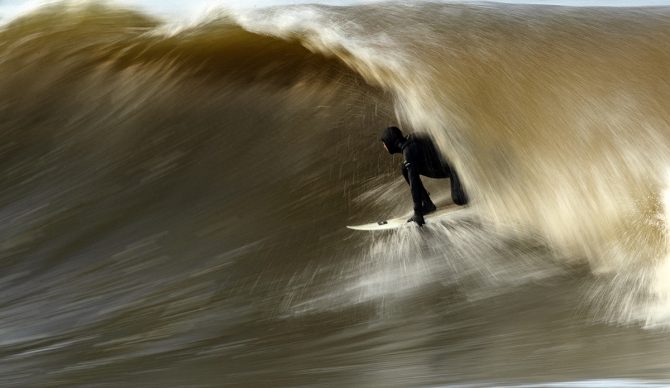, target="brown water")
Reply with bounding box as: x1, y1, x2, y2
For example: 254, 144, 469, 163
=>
2, 2, 670, 386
